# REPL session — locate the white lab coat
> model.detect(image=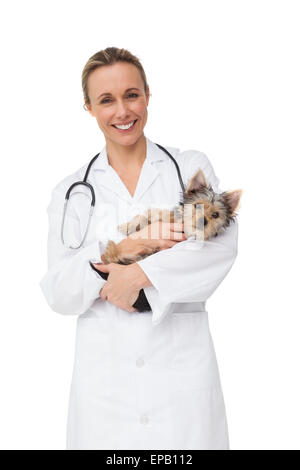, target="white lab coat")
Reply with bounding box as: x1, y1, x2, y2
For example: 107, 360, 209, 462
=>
39, 136, 238, 450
